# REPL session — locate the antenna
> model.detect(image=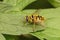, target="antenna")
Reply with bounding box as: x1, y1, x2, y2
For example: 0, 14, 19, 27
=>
32, 9, 40, 14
